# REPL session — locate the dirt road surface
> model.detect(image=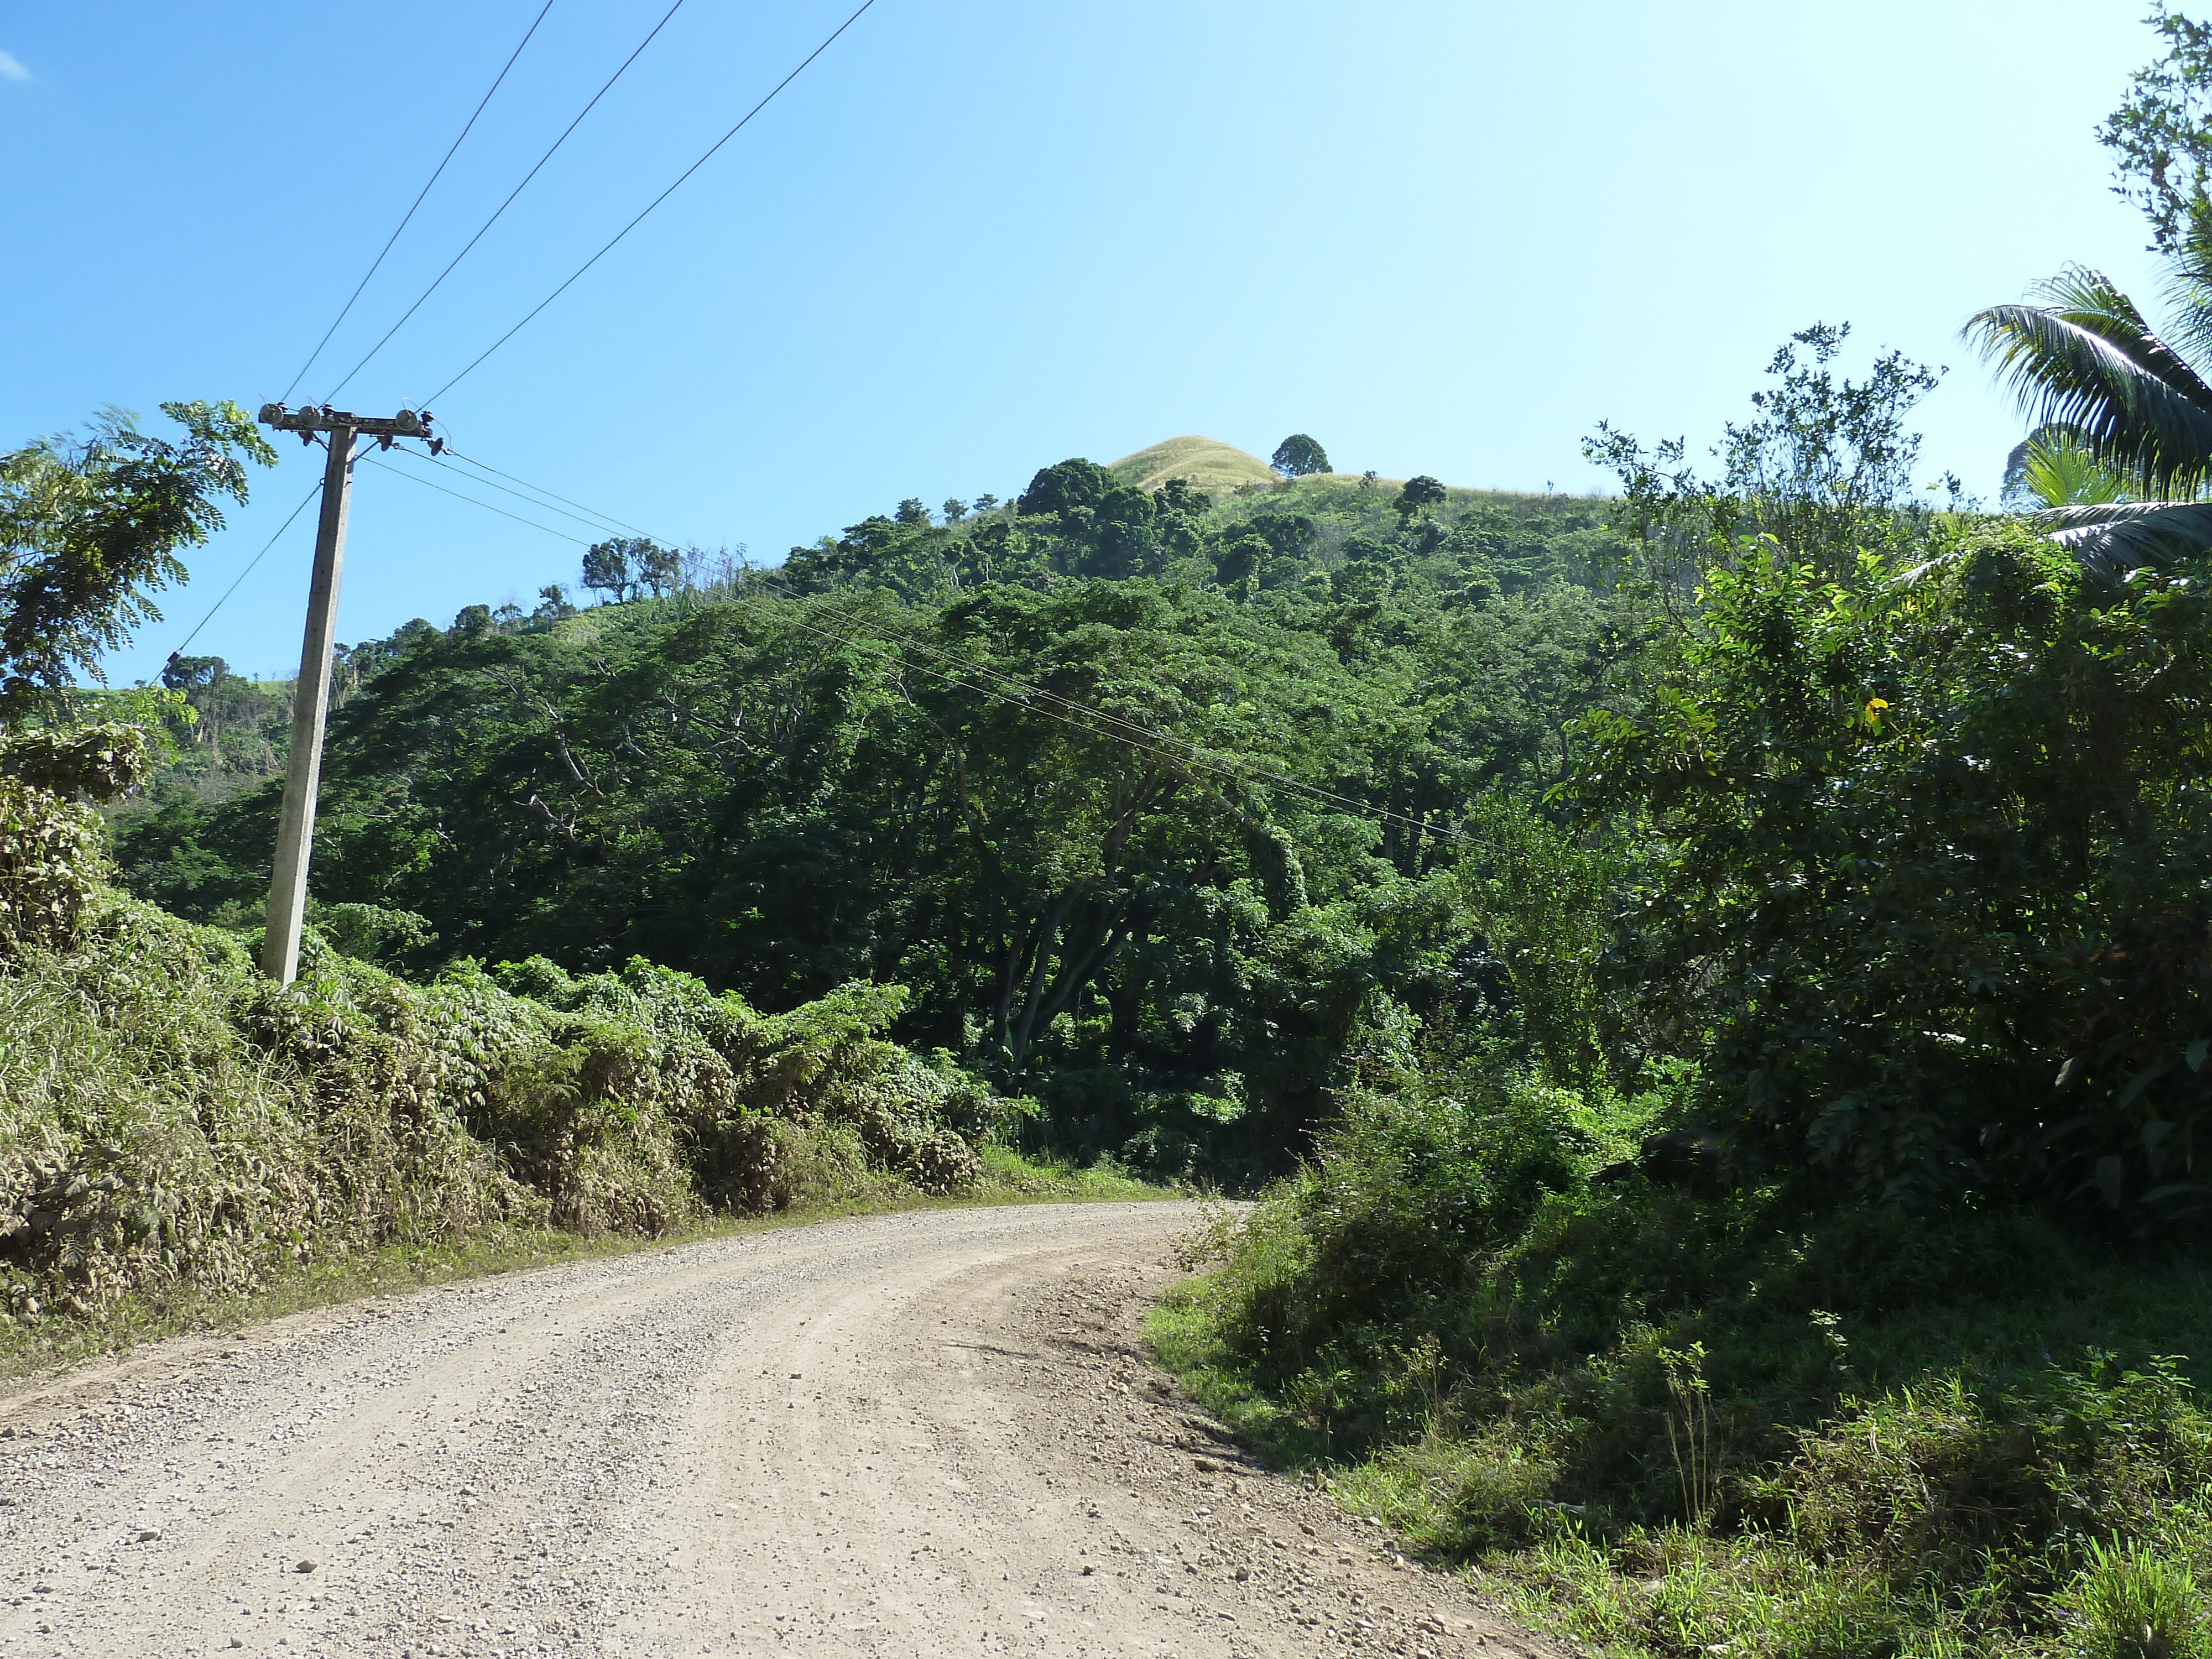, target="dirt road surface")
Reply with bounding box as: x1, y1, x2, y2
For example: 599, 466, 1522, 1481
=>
0, 1202, 1549, 1658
